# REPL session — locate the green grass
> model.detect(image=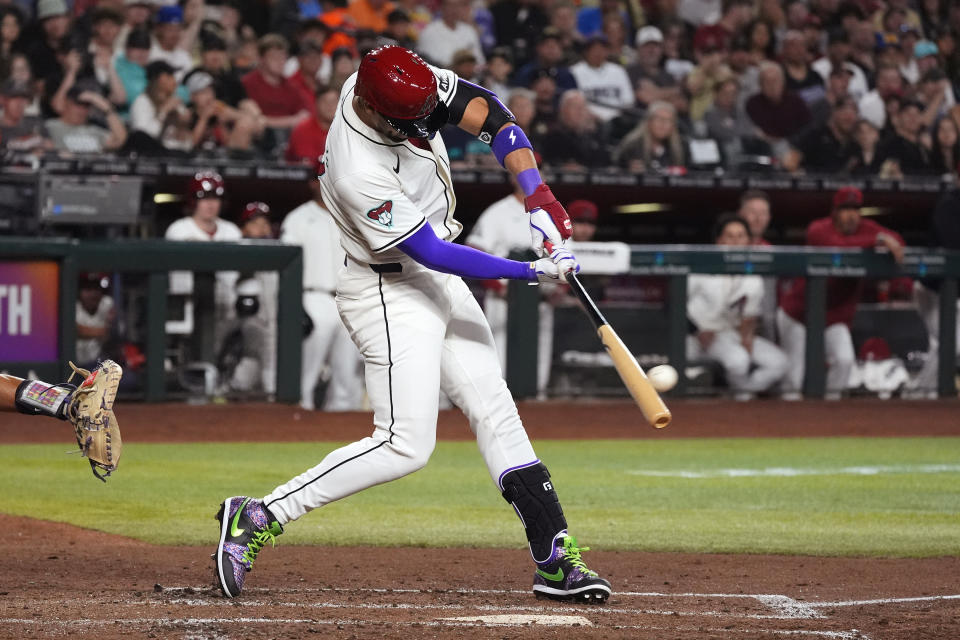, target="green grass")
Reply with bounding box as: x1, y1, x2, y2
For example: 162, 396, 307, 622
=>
2, 437, 958, 557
